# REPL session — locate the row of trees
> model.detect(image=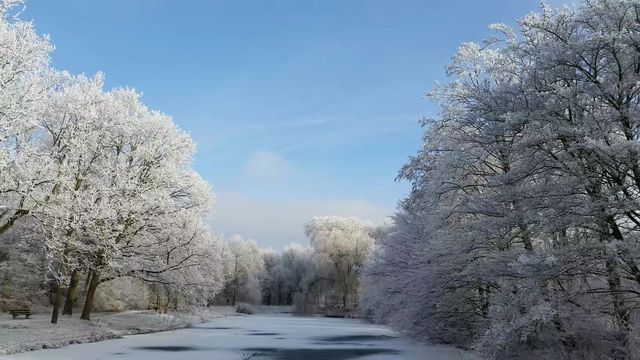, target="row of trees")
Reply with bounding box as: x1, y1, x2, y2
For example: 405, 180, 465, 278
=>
362, 1, 640, 359
0, 0, 223, 322
0, 1, 379, 323
213, 217, 376, 315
